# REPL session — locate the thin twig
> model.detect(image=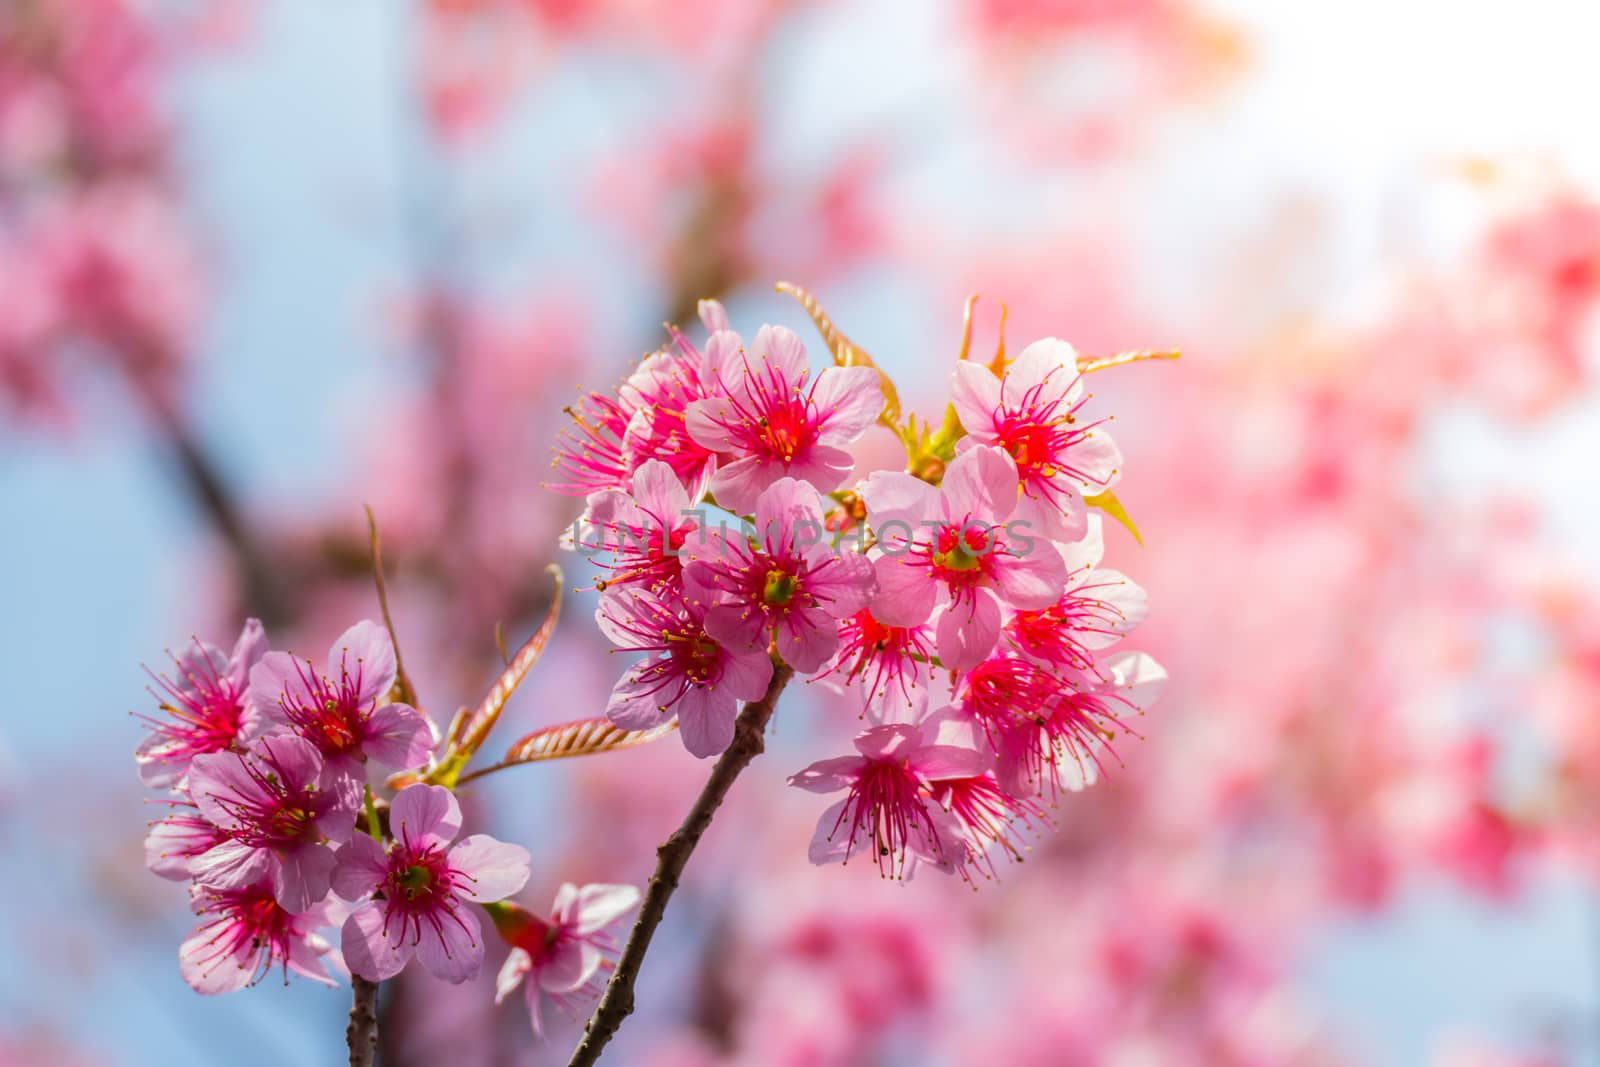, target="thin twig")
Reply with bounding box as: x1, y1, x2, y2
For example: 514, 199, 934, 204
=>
566, 664, 796, 1067
347, 976, 380, 1067
366, 505, 419, 707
